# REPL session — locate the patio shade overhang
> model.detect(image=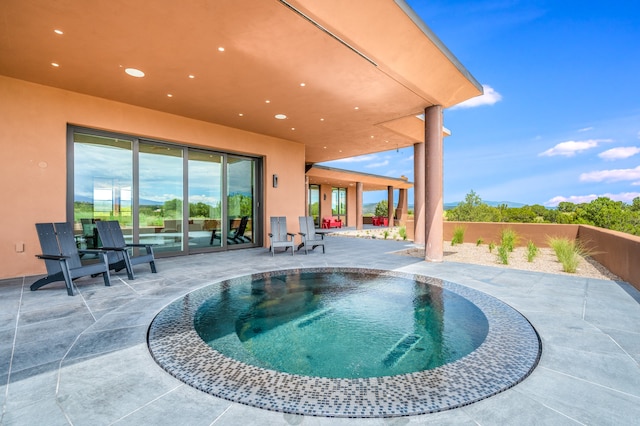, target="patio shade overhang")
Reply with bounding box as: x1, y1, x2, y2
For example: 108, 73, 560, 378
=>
307, 165, 412, 192
0, 0, 481, 163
